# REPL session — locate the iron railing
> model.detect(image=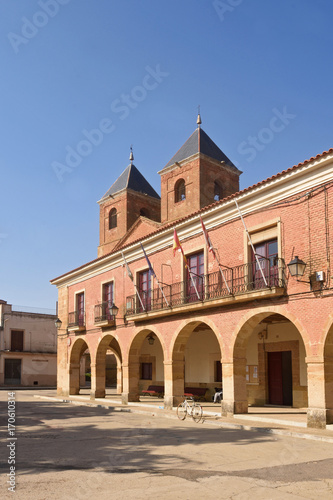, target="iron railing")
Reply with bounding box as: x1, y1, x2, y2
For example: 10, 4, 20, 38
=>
94, 302, 116, 323
68, 311, 85, 328
126, 258, 286, 315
